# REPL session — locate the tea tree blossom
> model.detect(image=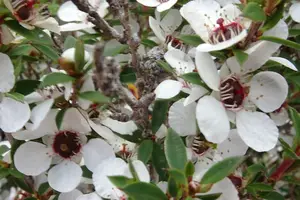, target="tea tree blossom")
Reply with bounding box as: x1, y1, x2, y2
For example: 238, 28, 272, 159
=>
289, 1, 300, 23
13, 108, 115, 192
137, 0, 178, 12
180, 0, 250, 52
